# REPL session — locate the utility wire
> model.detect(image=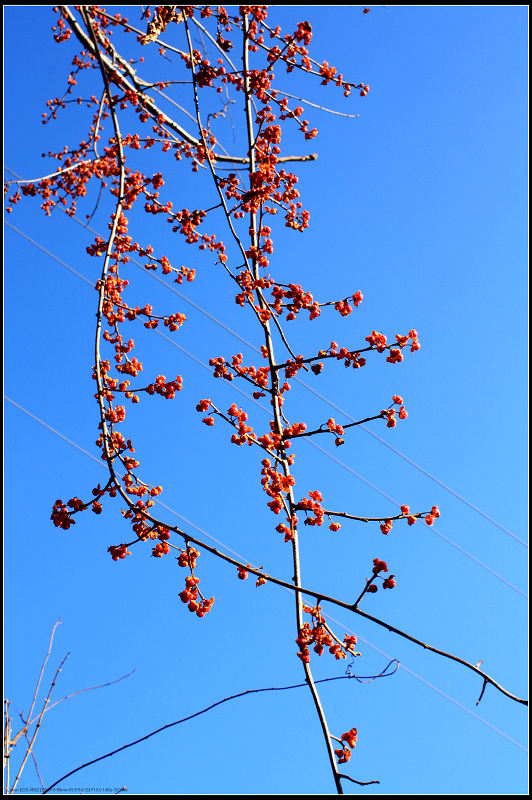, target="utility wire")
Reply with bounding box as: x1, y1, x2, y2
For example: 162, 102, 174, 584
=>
3, 396, 246, 561
4, 222, 528, 598
154, 330, 527, 599
325, 610, 528, 754
4, 165, 525, 549
4, 395, 527, 754
294, 383, 527, 547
